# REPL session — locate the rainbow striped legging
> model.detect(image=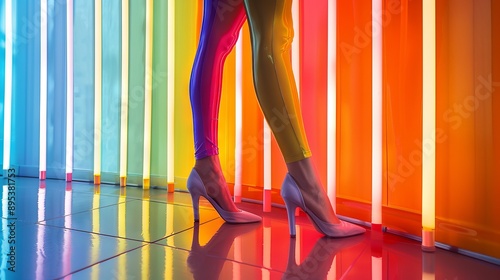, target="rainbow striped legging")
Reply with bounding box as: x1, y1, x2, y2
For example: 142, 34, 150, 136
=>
190, 0, 311, 163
